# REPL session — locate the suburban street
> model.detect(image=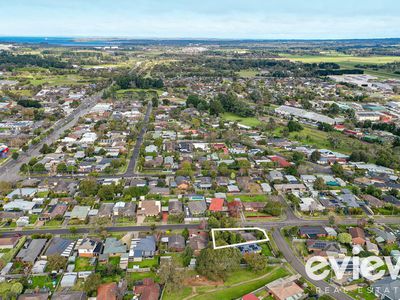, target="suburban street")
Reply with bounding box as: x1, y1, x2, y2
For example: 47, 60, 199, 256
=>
0, 90, 103, 182
125, 101, 152, 176
0, 194, 397, 299
272, 229, 353, 300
